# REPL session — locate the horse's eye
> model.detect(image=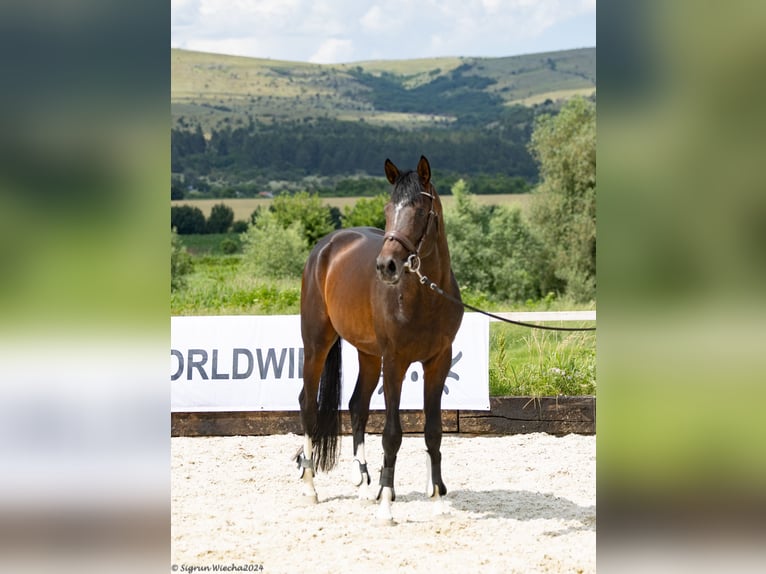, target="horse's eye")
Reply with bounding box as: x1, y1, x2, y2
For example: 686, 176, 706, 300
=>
416, 208, 425, 218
